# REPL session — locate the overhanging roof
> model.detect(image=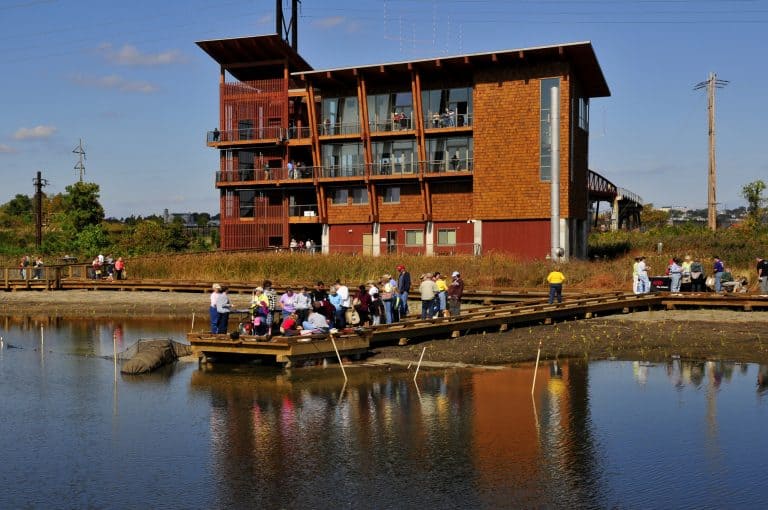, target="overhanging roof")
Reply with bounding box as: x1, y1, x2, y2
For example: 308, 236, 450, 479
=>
295, 41, 610, 98
196, 34, 313, 81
